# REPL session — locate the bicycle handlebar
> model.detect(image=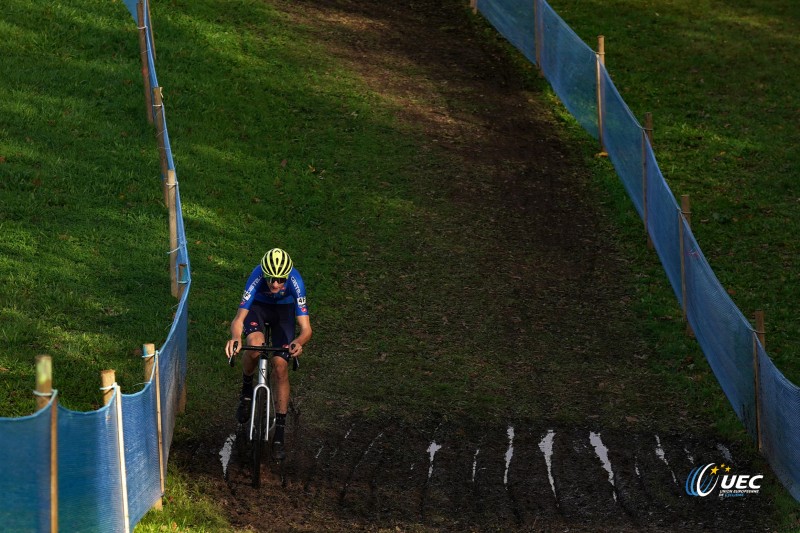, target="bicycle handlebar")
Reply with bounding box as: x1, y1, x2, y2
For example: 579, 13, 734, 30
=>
227, 341, 295, 367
